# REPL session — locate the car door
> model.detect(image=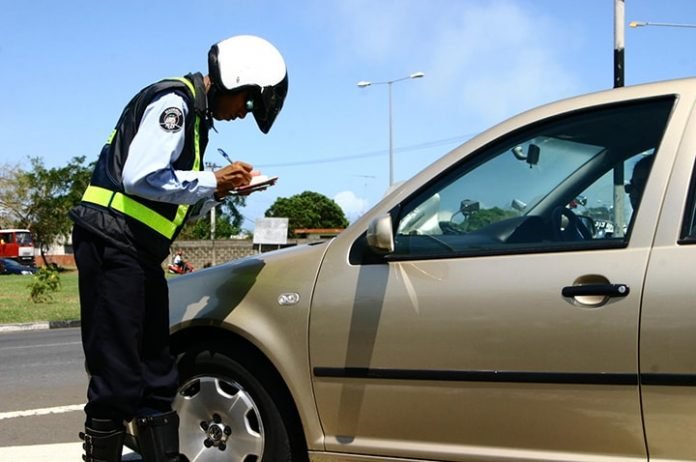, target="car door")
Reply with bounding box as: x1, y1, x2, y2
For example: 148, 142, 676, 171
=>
309, 96, 680, 461
640, 100, 696, 461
